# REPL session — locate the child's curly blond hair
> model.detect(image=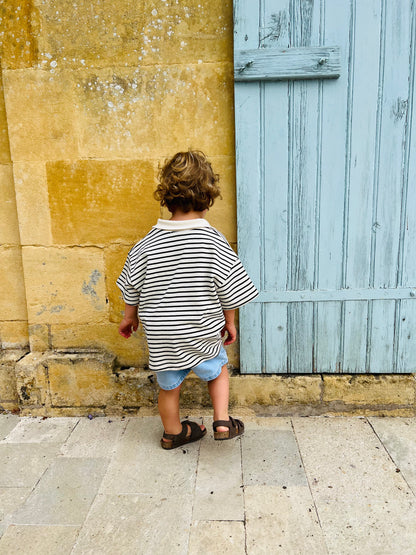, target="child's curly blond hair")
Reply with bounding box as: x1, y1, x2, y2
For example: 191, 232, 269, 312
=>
154, 150, 221, 213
